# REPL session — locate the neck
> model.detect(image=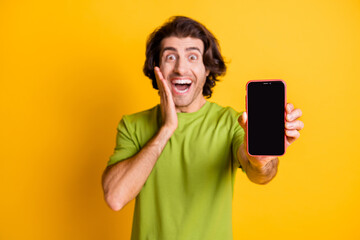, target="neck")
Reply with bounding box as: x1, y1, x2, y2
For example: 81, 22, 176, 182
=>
176, 98, 206, 113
